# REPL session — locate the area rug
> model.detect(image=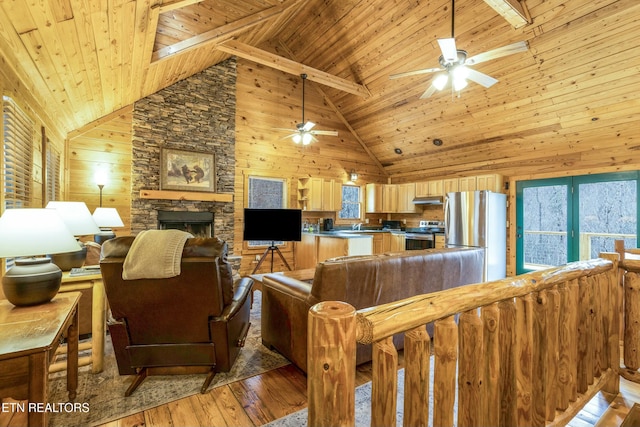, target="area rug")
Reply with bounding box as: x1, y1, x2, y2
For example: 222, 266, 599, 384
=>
47, 292, 290, 427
